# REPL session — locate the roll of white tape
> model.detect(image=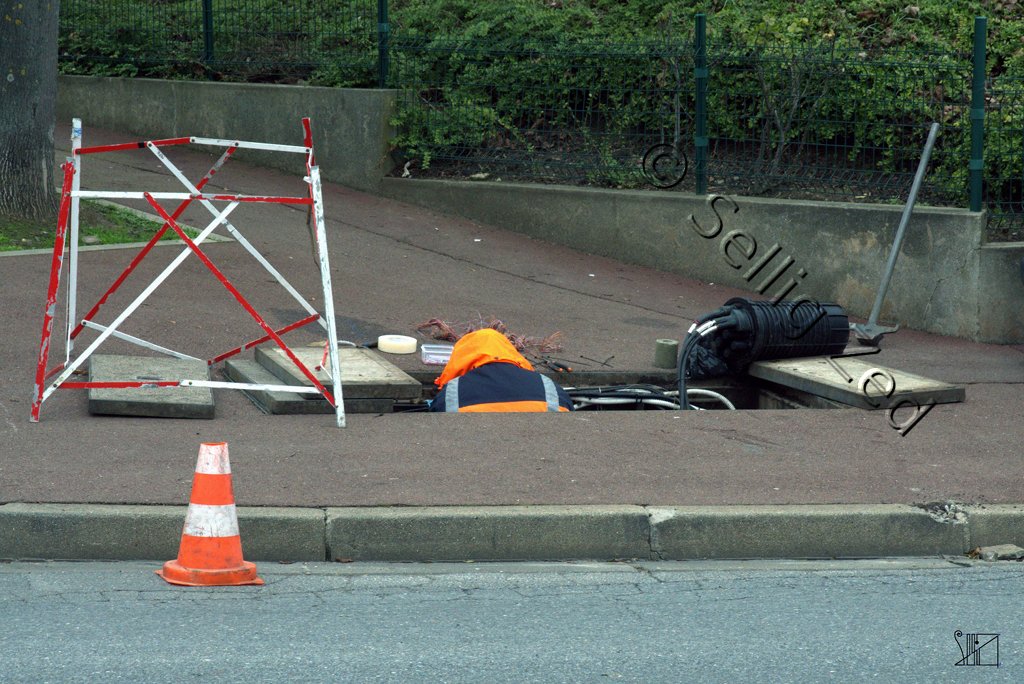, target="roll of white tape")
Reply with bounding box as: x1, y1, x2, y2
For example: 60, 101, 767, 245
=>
377, 334, 418, 354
